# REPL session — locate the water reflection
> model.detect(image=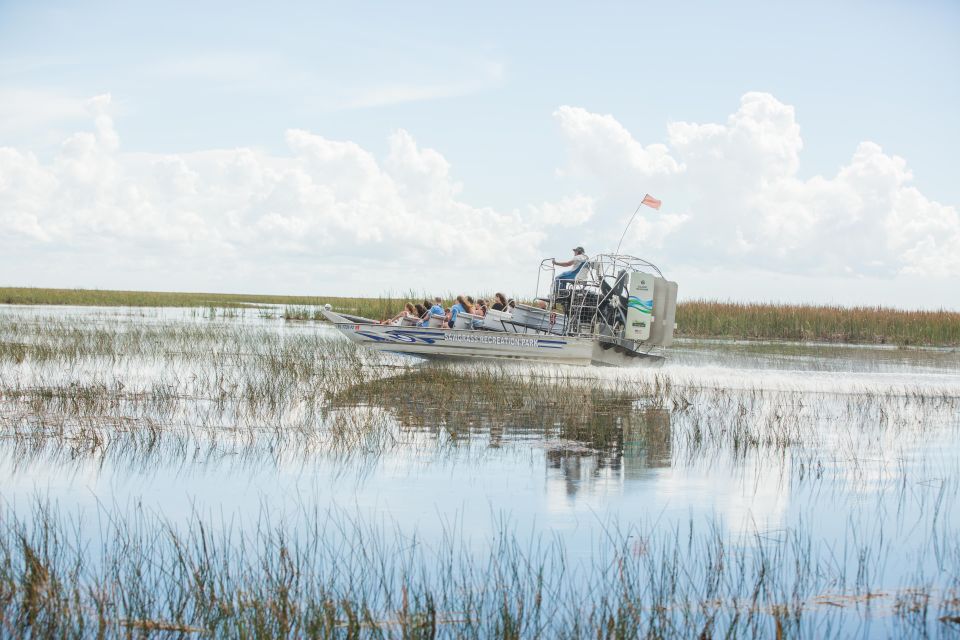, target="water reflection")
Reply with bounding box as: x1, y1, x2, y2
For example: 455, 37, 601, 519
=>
333, 369, 673, 497
669, 337, 960, 375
